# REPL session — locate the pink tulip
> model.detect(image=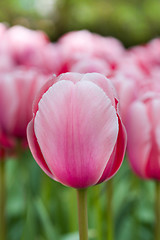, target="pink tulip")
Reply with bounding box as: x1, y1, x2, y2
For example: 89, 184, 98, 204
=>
127, 45, 151, 75
0, 54, 14, 72
126, 92, 160, 180
111, 74, 137, 123
26, 43, 63, 75
147, 38, 160, 66
0, 67, 49, 148
27, 72, 127, 188
111, 52, 160, 124
1, 25, 49, 66
116, 51, 149, 80
58, 30, 125, 73
69, 57, 111, 76
126, 41, 160, 75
